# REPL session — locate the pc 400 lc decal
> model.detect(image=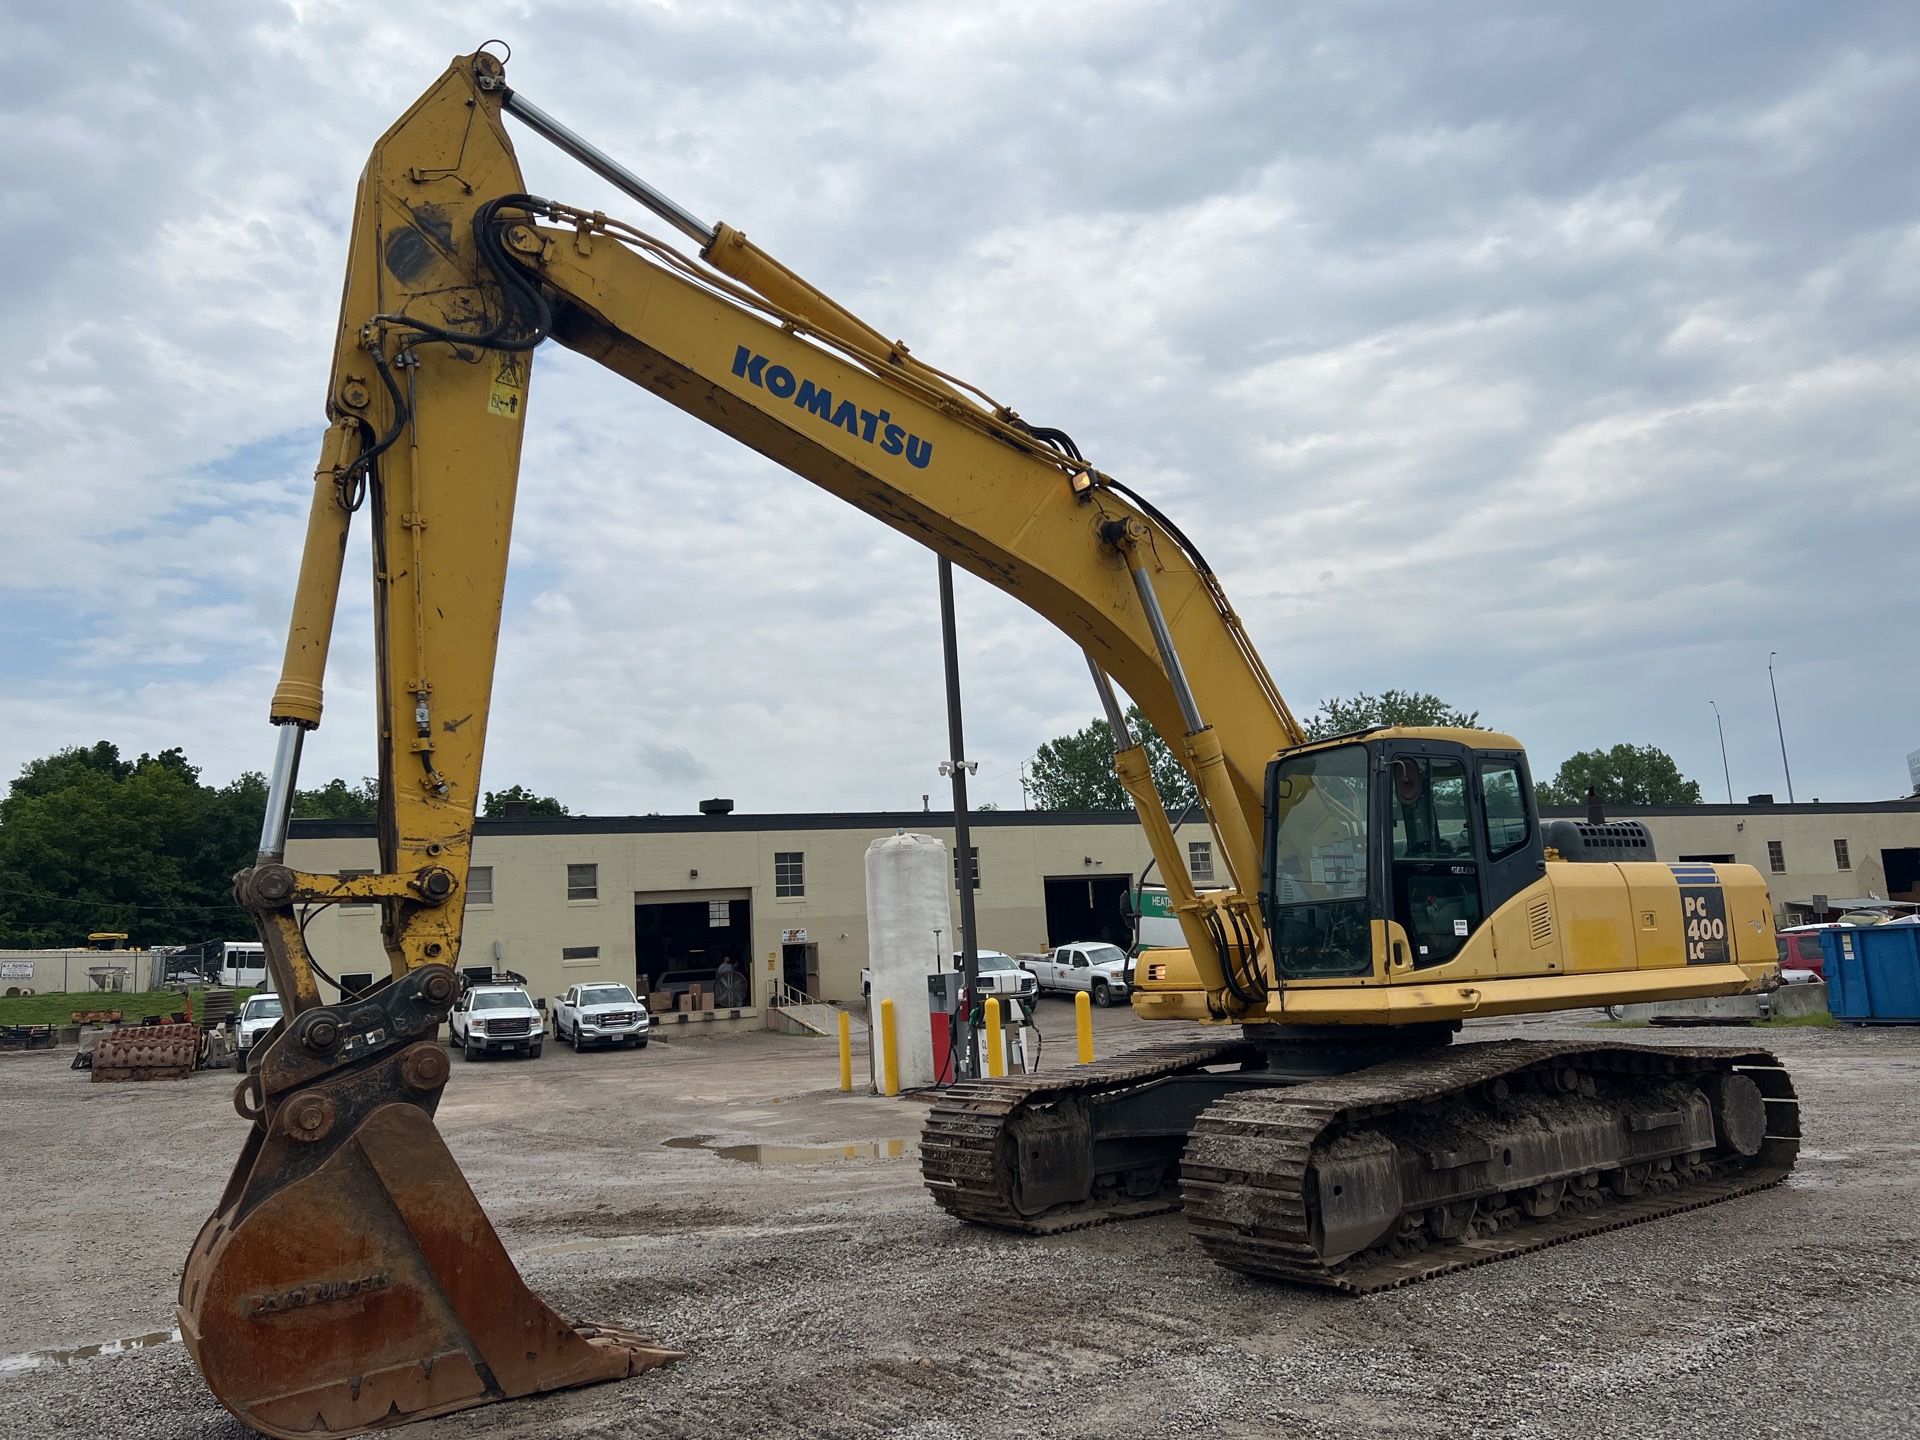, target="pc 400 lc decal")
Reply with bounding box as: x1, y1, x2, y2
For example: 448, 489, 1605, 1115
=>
731, 346, 934, 469
1668, 864, 1731, 966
